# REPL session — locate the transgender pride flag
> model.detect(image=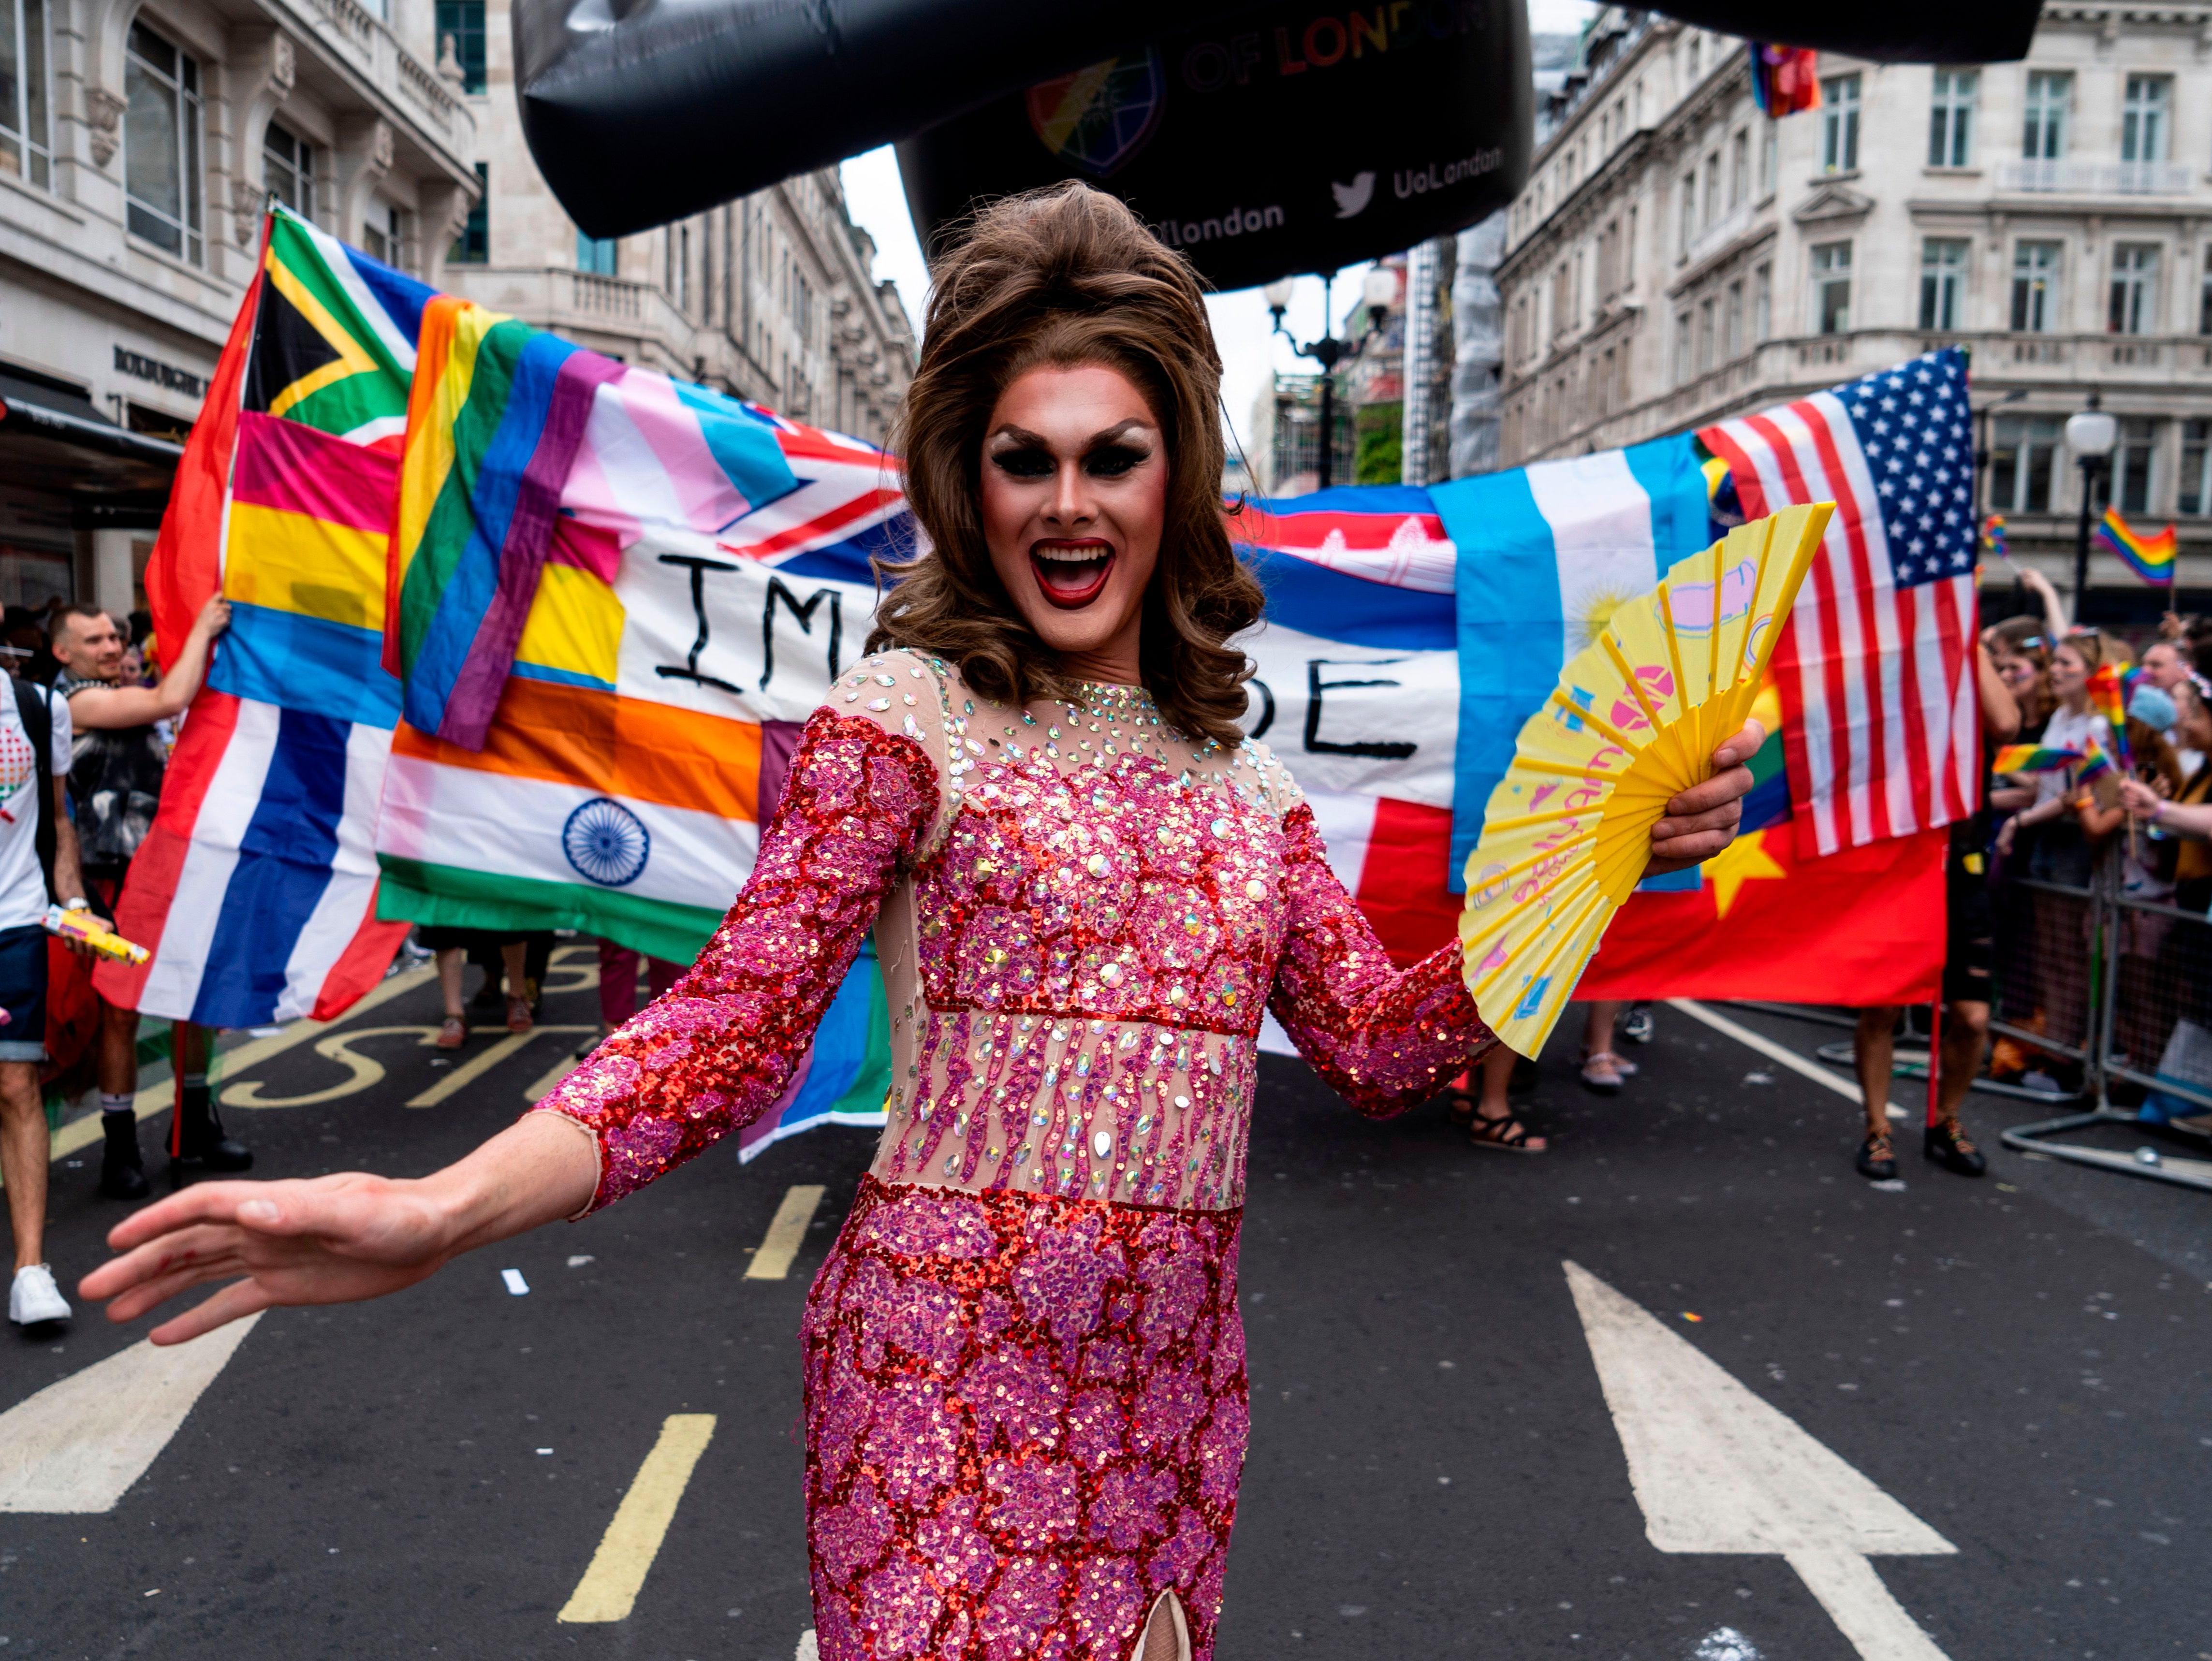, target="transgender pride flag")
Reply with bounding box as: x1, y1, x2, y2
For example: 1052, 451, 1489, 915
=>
101, 208, 422, 1026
